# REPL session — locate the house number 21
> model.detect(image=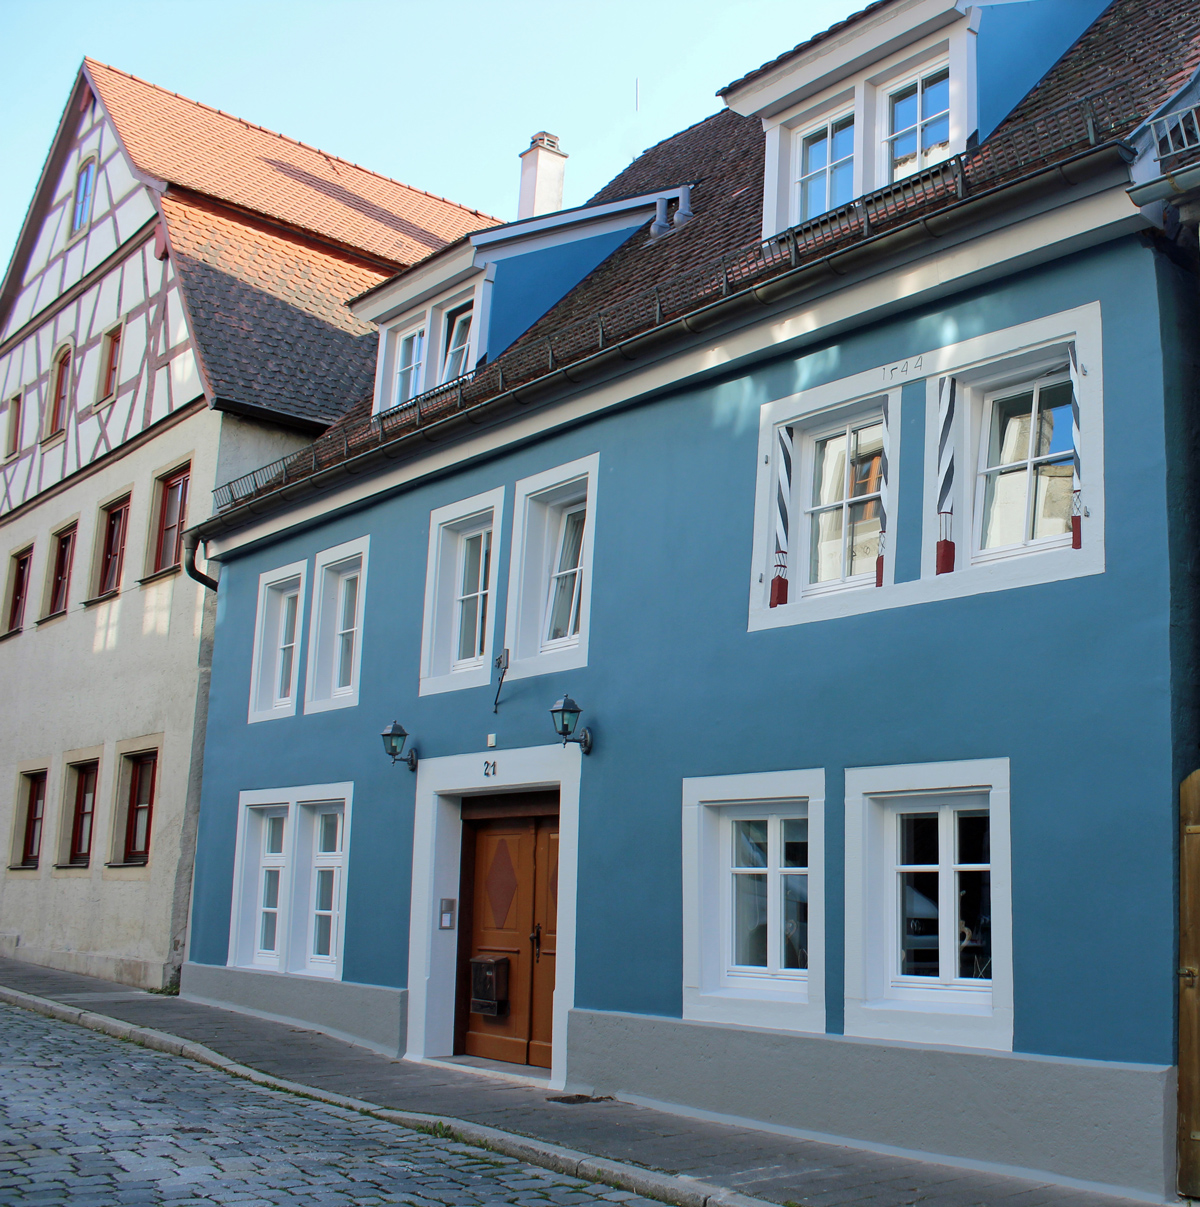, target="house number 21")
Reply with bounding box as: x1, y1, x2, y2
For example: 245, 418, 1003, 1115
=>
483, 760, 497, 777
